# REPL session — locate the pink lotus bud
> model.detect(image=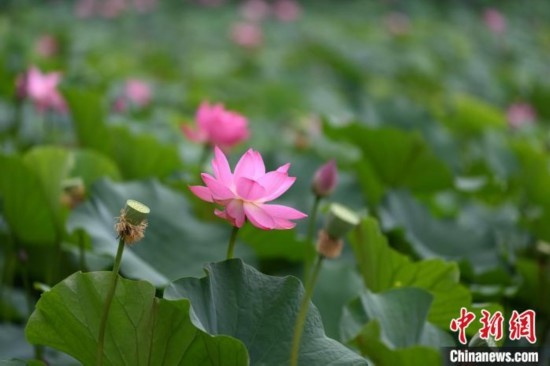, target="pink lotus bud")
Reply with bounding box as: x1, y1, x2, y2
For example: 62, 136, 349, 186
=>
273, 0, 301, 22
230, 22, 263, 49
484, 8, 506, 35
507, 103, 536, 129
312, 160, 338, 197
